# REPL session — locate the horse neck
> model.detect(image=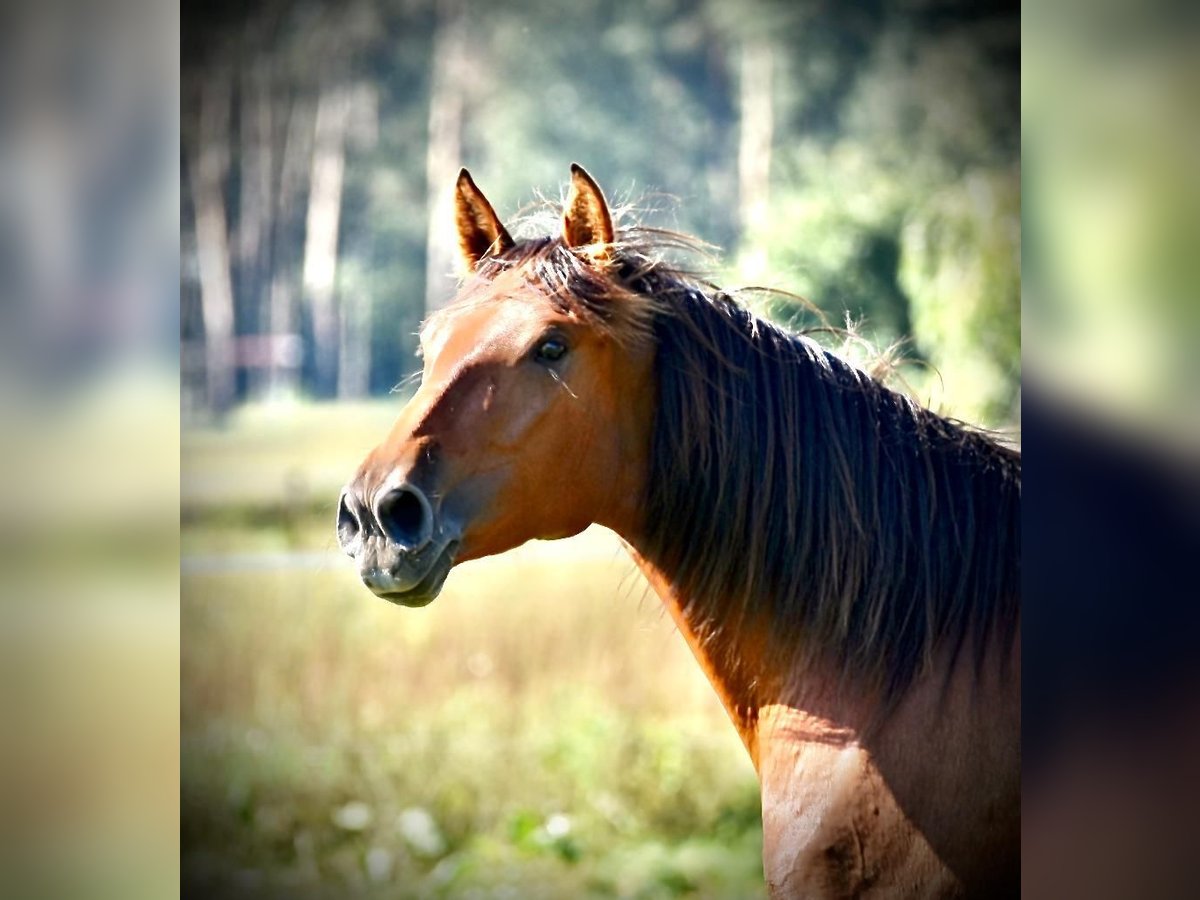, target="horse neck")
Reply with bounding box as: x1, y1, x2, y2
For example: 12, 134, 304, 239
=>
619, 545, 872, 767
620, 547, 761, 752
625, 542, 1018, 783
600, 352, 885, 764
